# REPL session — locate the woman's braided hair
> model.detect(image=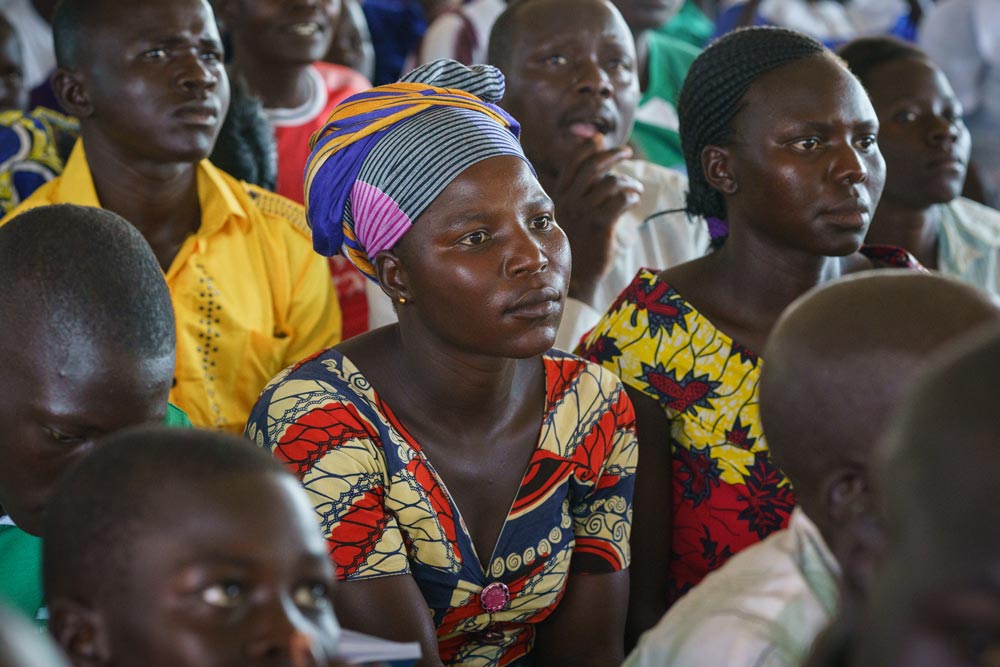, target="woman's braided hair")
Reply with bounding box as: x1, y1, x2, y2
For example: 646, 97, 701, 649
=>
679, 27, 828, 220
